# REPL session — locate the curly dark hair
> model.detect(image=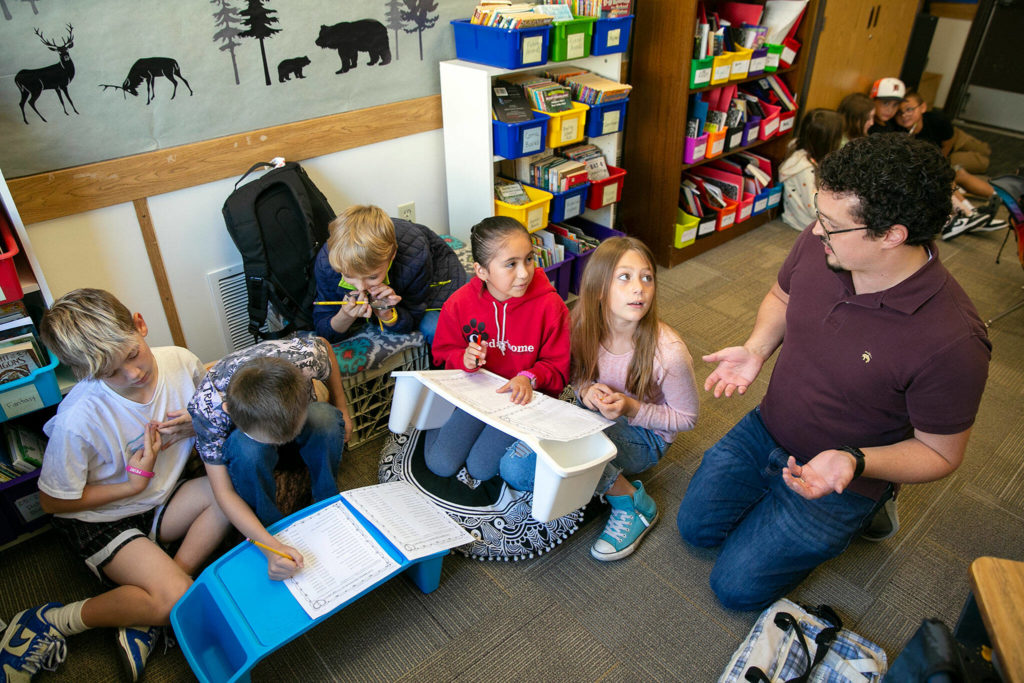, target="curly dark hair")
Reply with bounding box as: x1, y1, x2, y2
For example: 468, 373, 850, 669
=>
817, 134, 954, 245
